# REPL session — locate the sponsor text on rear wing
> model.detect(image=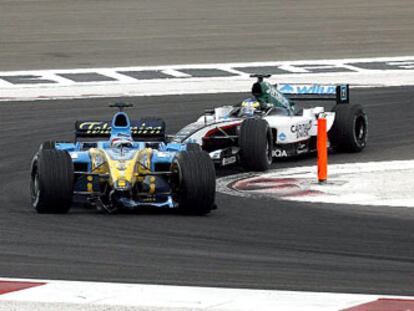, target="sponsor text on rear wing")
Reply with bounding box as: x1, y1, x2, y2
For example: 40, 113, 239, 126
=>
276, 83, 349, 104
